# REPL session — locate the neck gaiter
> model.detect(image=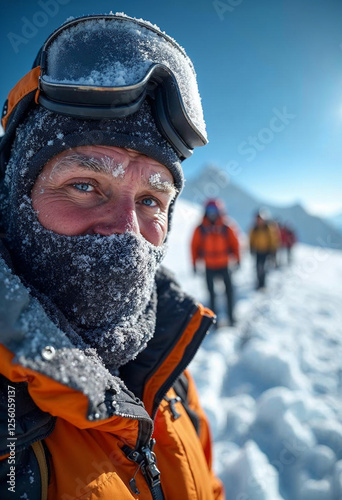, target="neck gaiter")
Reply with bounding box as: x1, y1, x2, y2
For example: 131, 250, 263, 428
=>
4, 194, 166, 371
